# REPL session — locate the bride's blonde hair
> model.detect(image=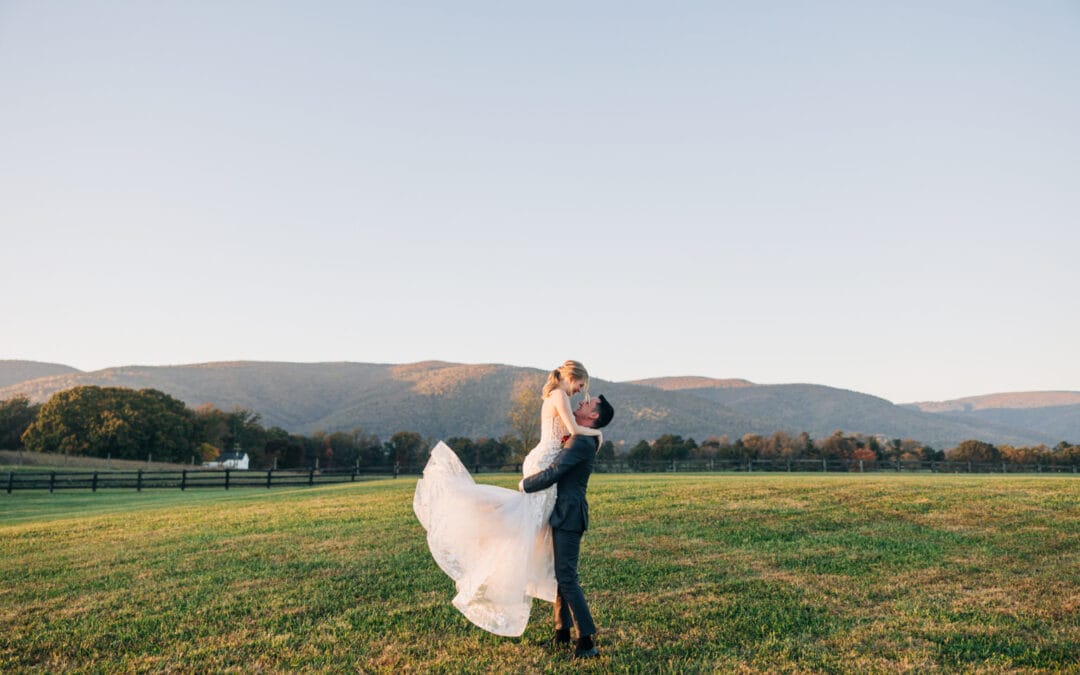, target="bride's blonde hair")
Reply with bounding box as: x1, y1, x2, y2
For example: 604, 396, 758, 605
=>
542, 360, 589, 400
